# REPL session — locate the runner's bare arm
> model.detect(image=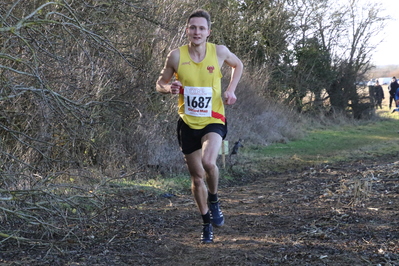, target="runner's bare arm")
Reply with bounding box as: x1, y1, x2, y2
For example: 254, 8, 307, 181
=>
216, 45, 243, 105
156, 49, 181, 94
